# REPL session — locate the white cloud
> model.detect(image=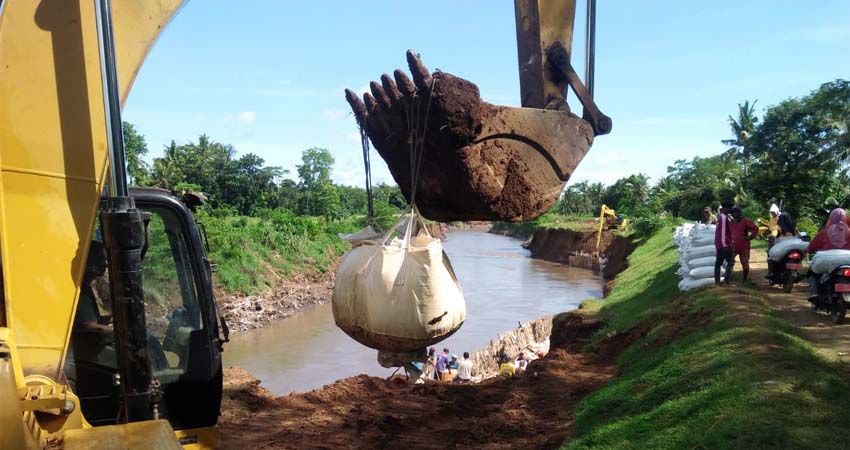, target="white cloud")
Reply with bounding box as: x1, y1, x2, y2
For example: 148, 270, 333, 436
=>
221, 113, 234, 123
238, 111, 257, 125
